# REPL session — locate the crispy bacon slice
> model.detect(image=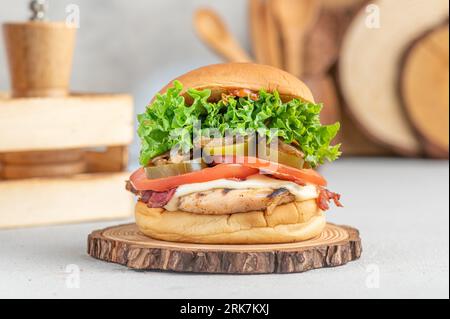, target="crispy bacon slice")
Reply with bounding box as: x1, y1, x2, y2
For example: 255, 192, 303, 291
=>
126, 181, 176, 208
142, 188, 176, 208
317, 188, 343, 211
222, 88, 259, 102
